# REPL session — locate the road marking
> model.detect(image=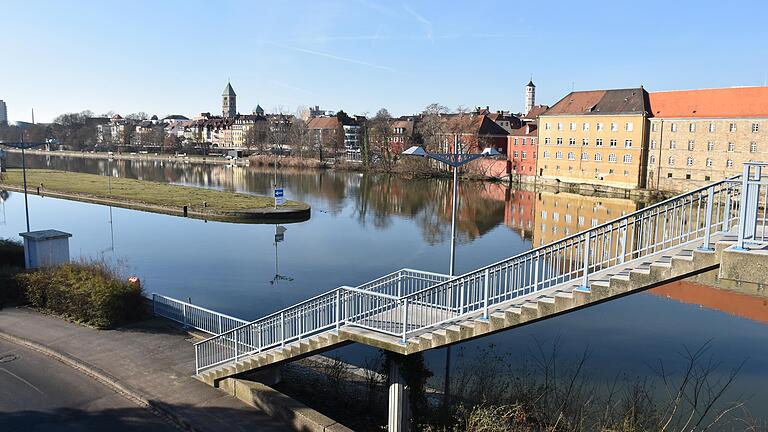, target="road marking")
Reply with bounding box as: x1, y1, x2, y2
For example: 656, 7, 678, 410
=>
0, 367, 45, 395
